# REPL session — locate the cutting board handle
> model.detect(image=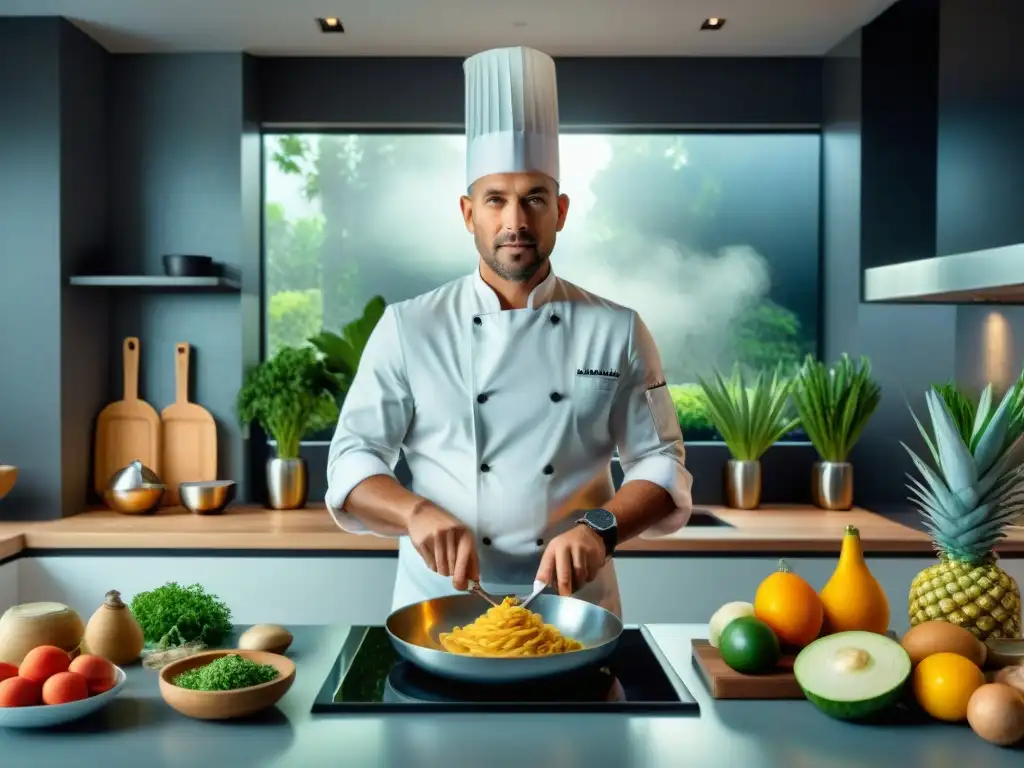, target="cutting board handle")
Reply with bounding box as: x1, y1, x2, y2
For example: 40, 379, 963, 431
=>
123, 337, 140, 401
175, 343, 190, 405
